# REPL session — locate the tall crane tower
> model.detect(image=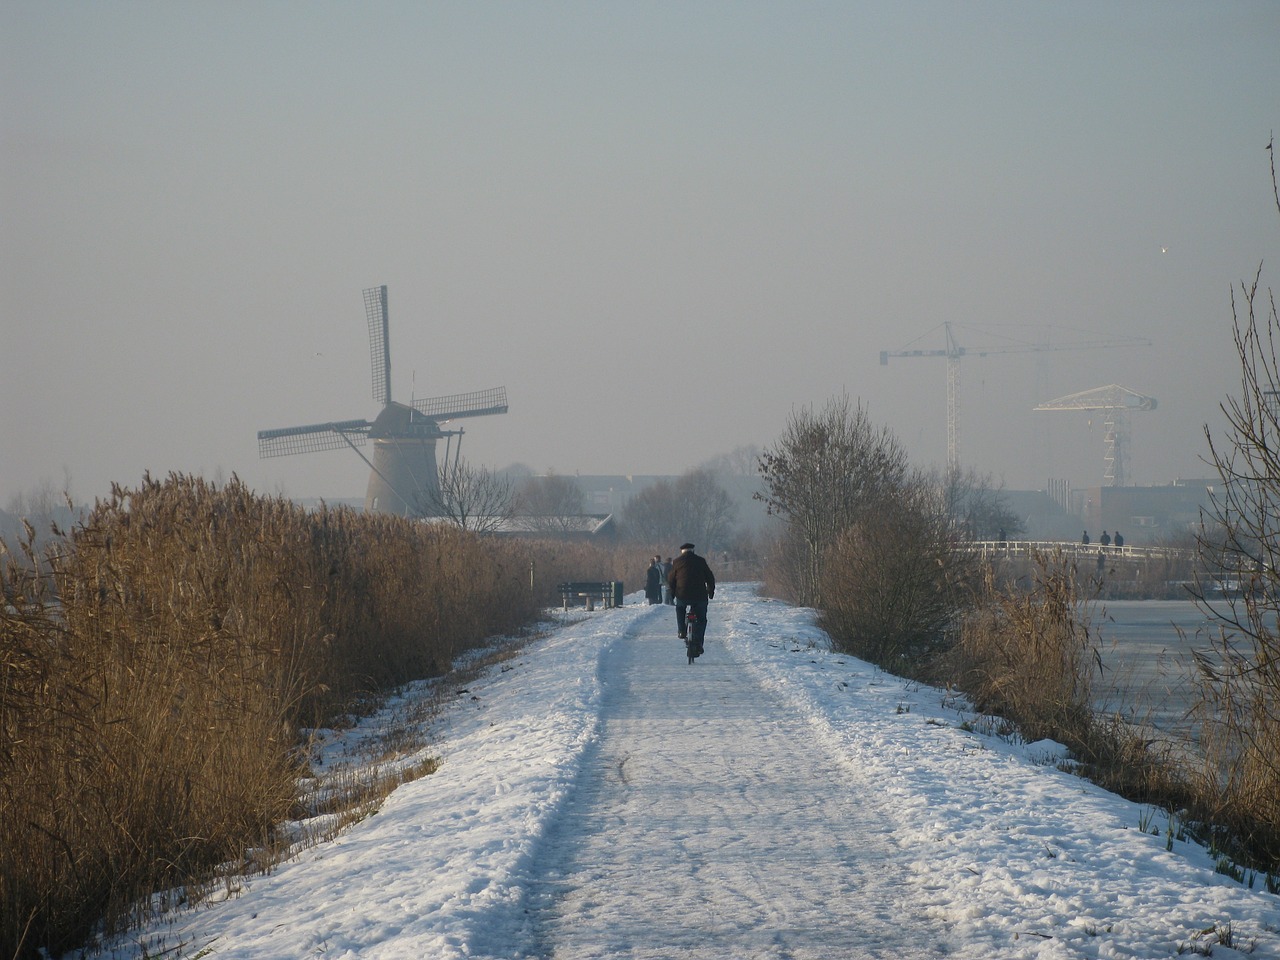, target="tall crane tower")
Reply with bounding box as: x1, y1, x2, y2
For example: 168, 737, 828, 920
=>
880, 322, 1150, 473
1034, 384, 1157, 487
